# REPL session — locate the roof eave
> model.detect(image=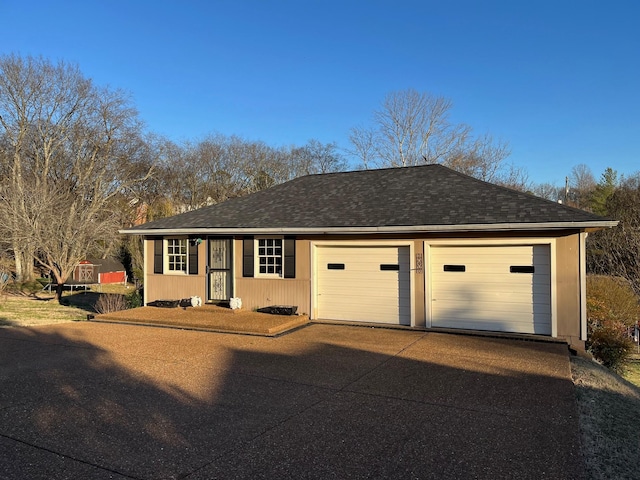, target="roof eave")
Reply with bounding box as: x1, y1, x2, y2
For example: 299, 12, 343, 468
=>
120, 220, 618, 236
